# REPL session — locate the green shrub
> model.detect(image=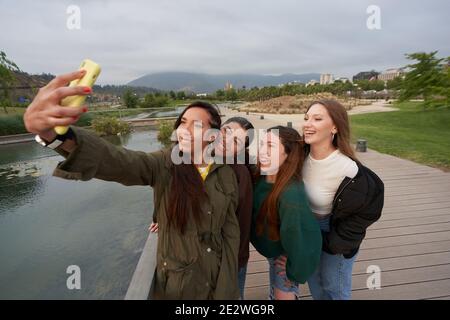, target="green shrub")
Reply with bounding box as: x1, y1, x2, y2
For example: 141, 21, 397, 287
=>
91, 116, 132, 136
157, 120, 175, 147
76, 112, 94, 127
0, 114, 27, 135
